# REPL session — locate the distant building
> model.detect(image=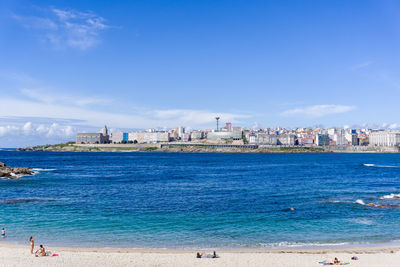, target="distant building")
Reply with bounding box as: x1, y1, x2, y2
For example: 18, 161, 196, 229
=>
181, 133, 191, 142
250, 133, 278, 145
111, 132, 129, 143
225, 122, 232, 132
190, 131, 204, 140
248, 134, 257, 144
369, 131, 400, 147
315, 134, 330, 146
178, 127, 185, 138
207, 131, 242, 141
277, 134, 296, 146
298, 137, 314, 146
128, 132, 170, 144
232, 126, 242, 132
76, 125, 109, 144
333, 134, 347, 146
